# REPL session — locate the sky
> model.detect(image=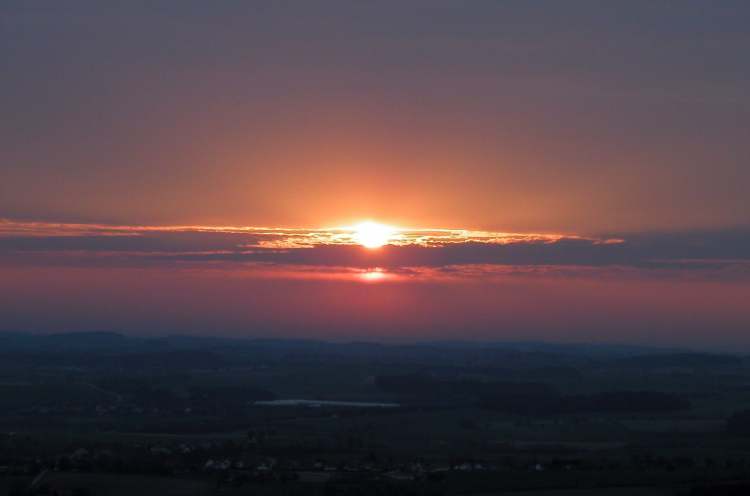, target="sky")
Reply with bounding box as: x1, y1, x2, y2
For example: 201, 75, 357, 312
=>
1, 1, 749, 348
